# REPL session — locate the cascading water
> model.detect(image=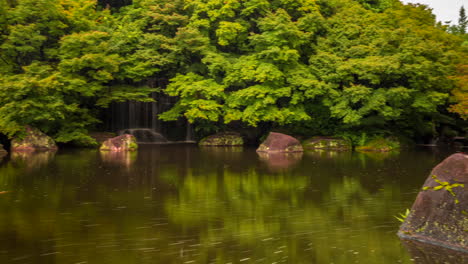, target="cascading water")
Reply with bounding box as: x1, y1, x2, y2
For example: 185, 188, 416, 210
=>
119, 128, 168, 143
104, 90, 194, 142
